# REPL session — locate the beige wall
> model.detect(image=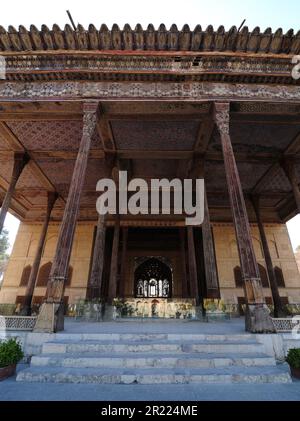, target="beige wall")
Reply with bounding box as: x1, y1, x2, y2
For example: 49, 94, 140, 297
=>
1, 221, 300, 305
213, 223, 300, 304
